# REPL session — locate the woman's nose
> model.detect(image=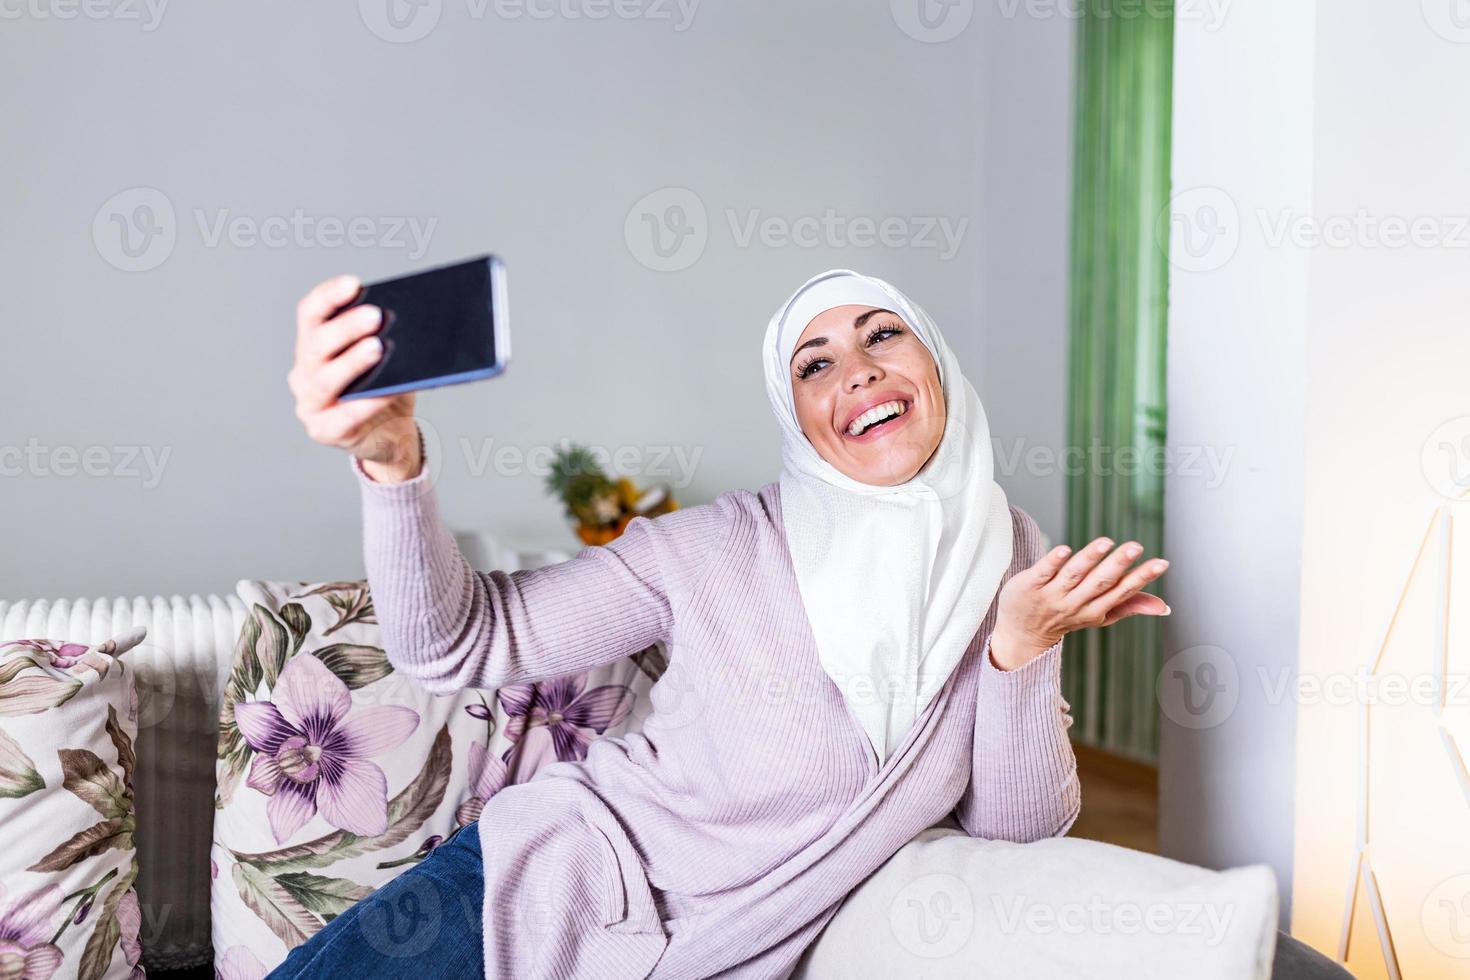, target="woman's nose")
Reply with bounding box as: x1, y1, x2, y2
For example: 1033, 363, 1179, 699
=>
846, 355, 883, 391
